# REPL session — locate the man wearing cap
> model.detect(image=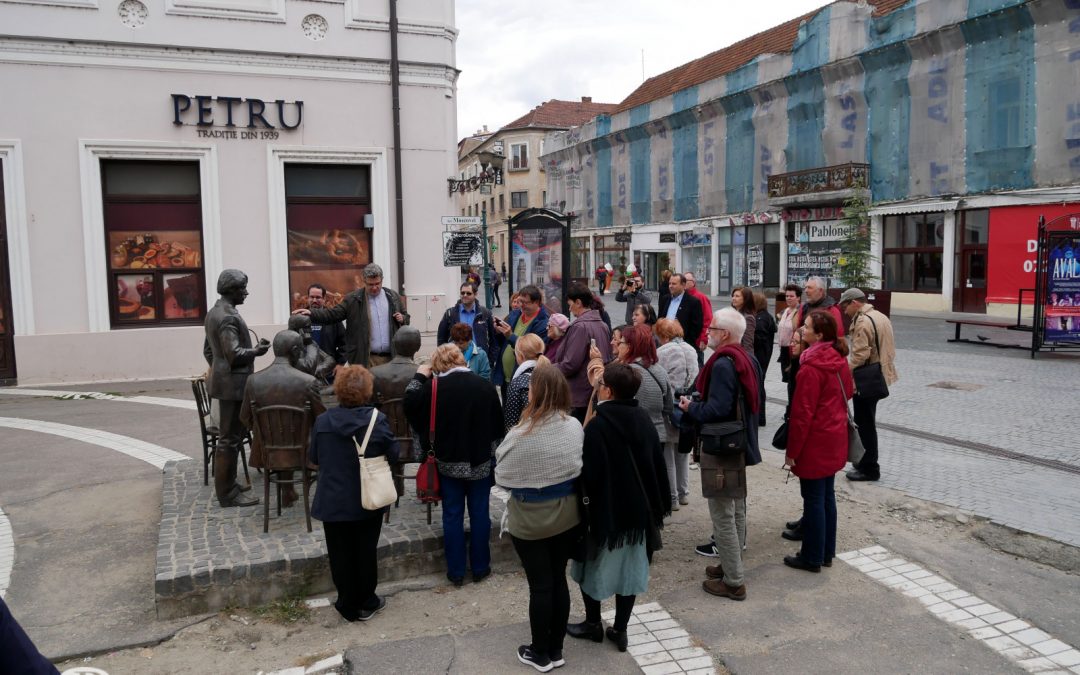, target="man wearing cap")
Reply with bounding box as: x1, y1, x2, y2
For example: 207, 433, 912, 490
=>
840, 288, 898, 482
